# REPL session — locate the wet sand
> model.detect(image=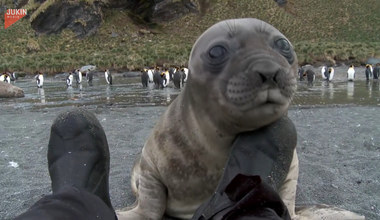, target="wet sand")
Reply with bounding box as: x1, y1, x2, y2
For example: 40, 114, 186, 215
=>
0, 105, 379, 219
